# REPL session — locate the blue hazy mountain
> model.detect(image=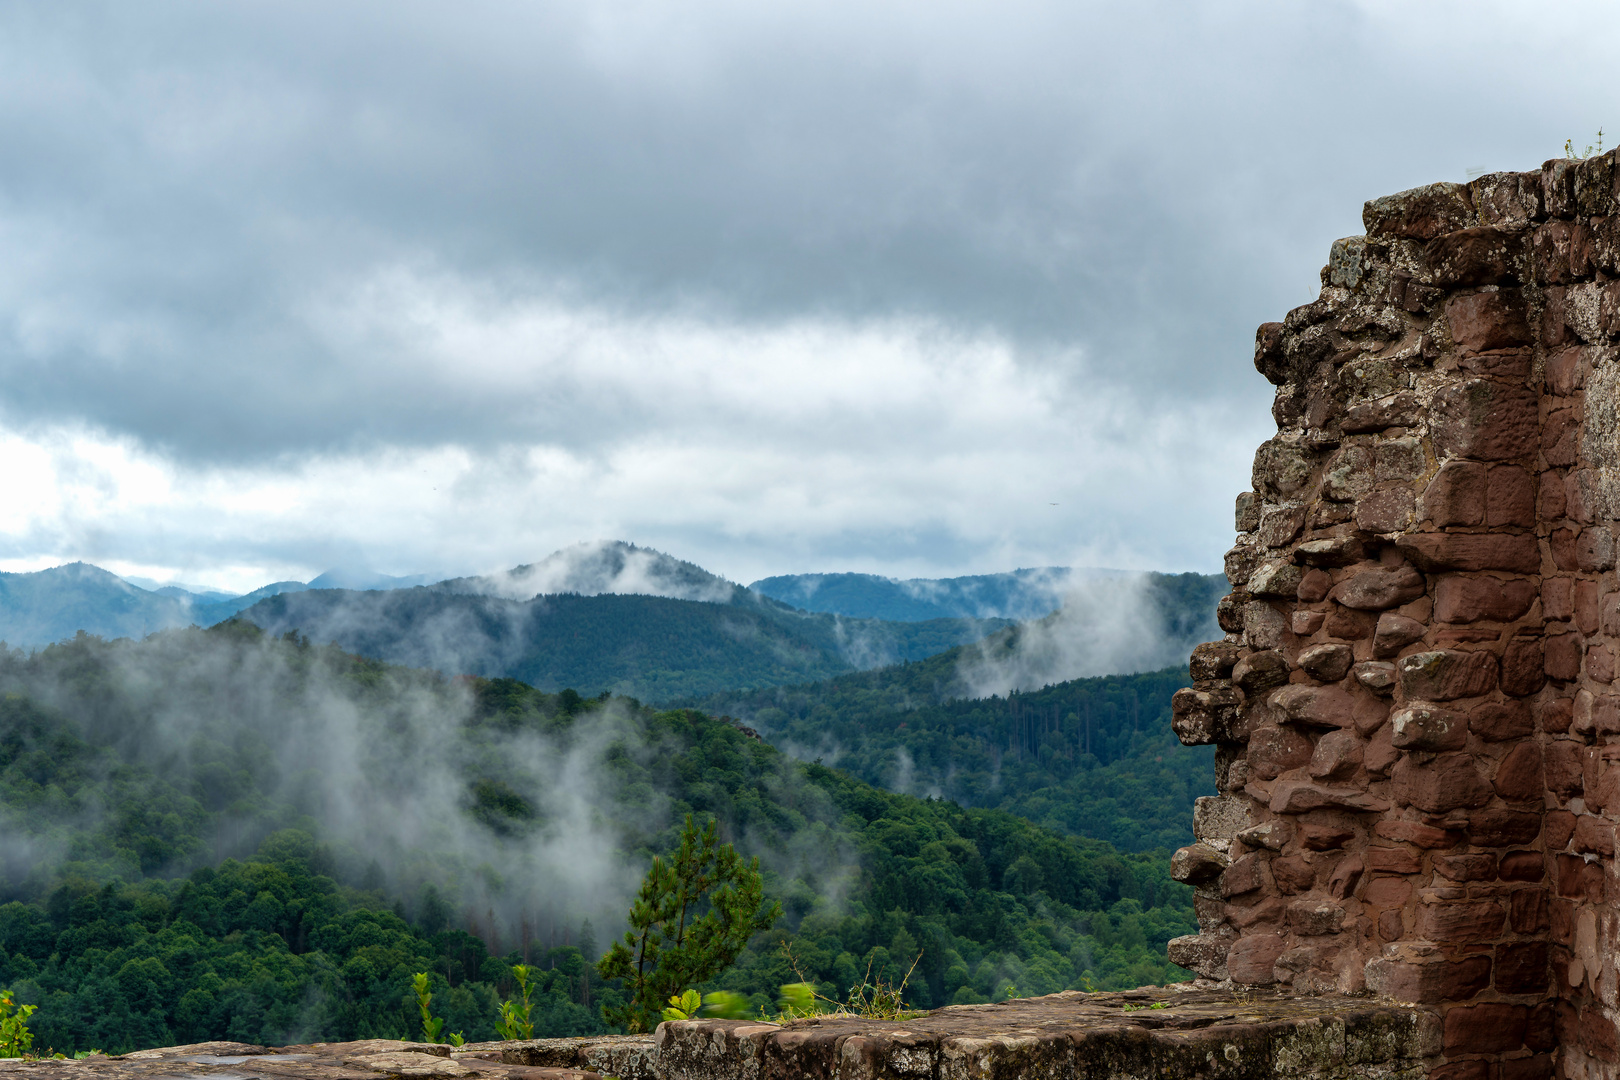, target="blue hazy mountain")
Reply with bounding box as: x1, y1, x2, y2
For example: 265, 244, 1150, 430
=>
748, 566, 1136, 622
